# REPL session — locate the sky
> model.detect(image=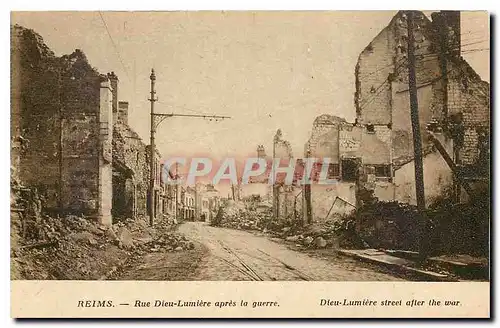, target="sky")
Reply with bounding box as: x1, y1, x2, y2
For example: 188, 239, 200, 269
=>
11, 11, 489, 163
